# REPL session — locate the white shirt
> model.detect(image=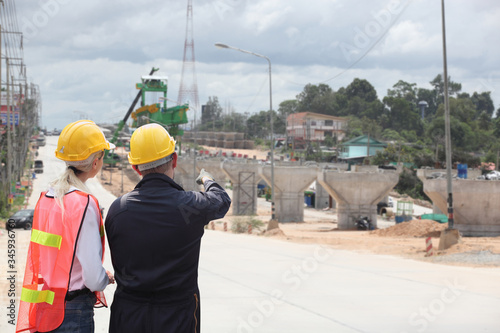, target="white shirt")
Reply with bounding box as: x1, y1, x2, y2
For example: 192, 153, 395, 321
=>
47, 186, 109, 292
